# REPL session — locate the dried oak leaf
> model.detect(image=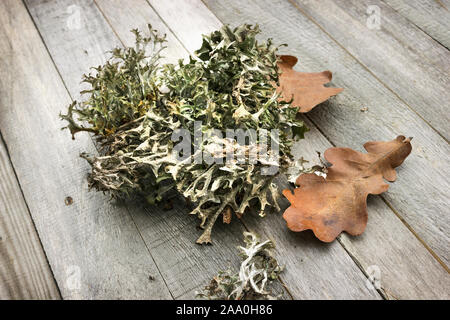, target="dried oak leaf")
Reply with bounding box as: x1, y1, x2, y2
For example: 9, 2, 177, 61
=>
276, 55, 343, 112
282, 136, 412, 242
